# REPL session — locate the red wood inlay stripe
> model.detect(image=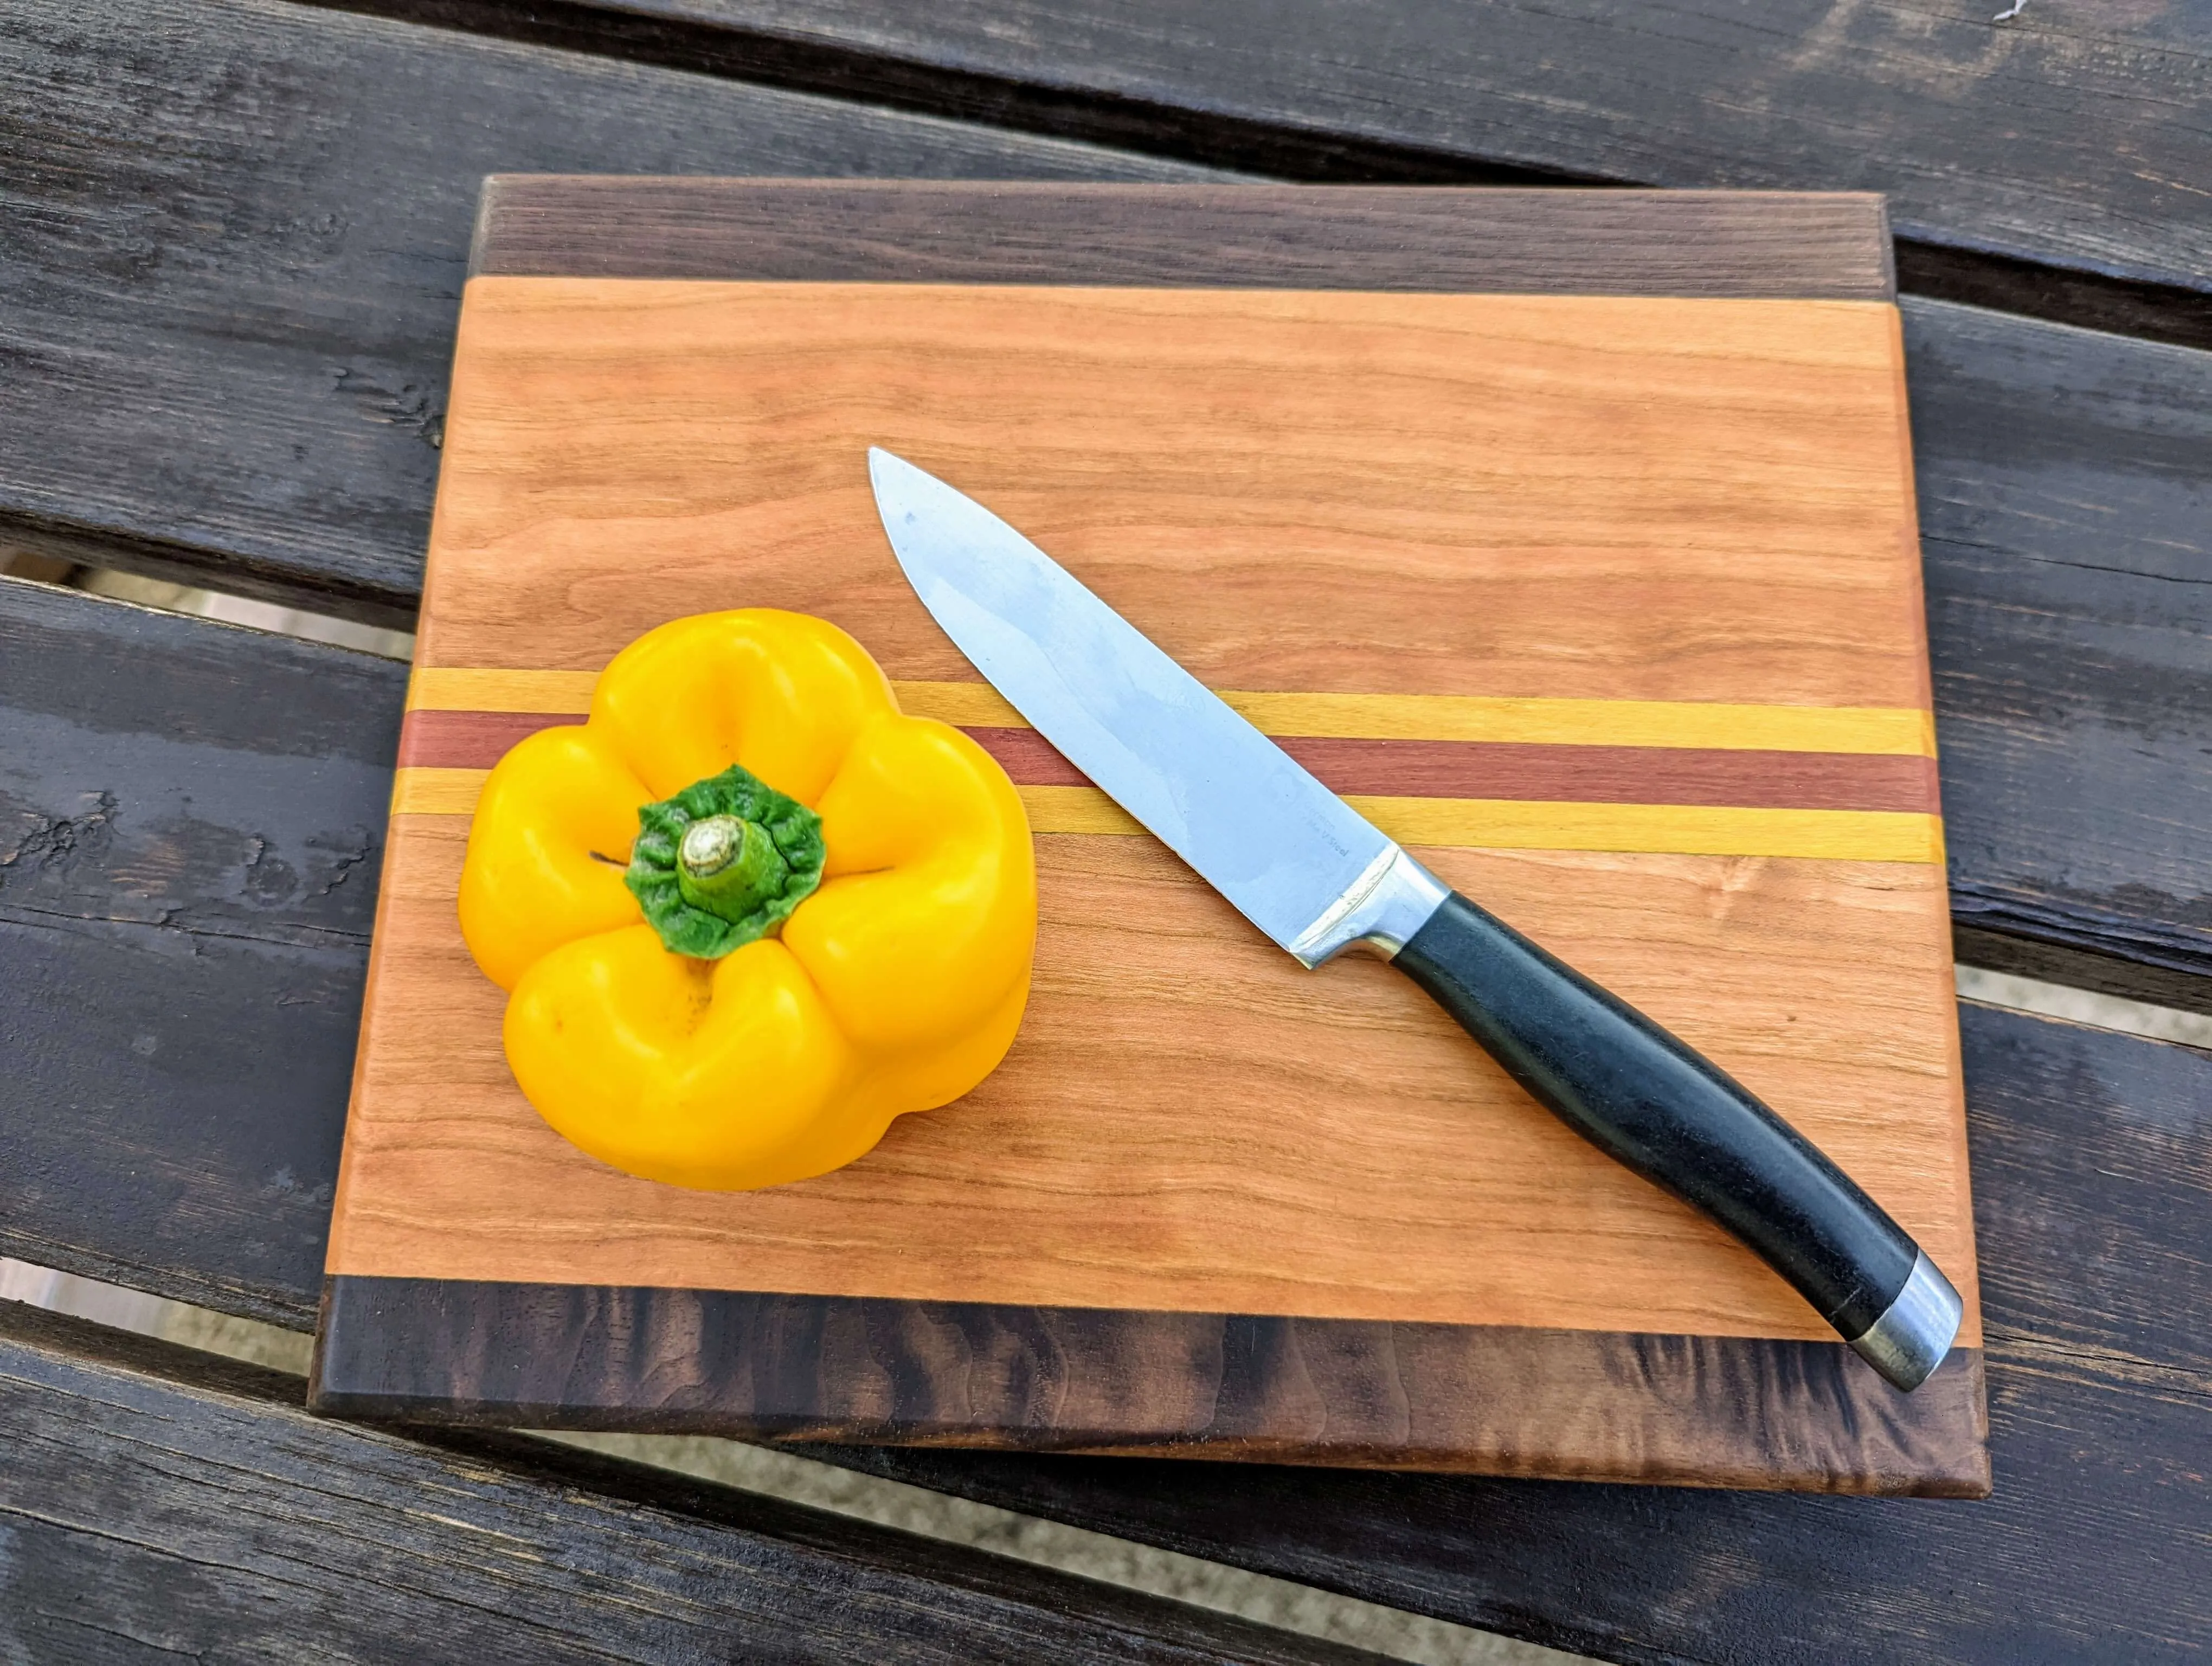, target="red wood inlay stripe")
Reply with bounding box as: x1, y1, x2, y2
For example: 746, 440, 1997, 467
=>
961, 728, 1940, 815
397, 709, 578, 767
398, 709, 1941, 815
